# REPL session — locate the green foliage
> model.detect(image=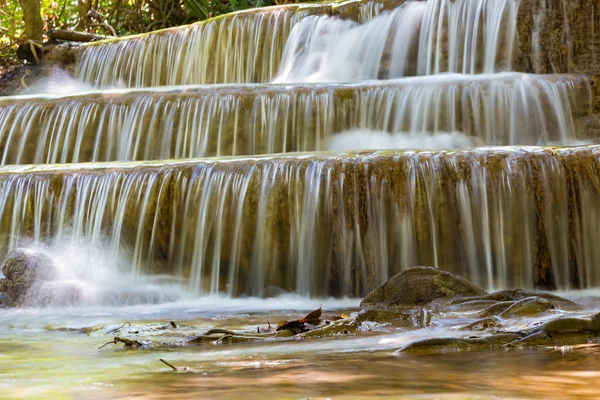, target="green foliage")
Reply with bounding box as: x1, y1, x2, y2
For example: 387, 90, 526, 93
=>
183, 0, 276, 20
0, 0, 298, 74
